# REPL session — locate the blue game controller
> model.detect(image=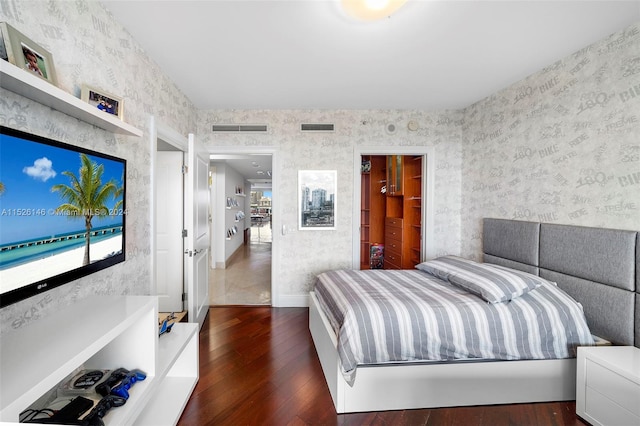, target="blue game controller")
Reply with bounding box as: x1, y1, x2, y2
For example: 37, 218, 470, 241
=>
95, 368, 129, 397
110, 369, 146, 399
